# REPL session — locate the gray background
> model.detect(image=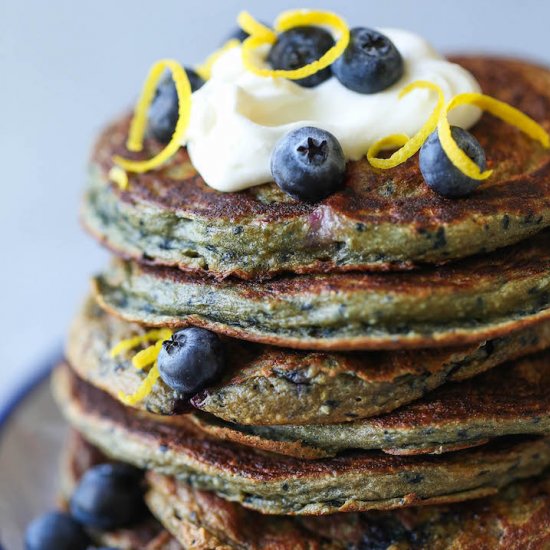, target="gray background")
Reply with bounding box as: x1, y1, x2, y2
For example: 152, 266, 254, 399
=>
0, 0, 548, 408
